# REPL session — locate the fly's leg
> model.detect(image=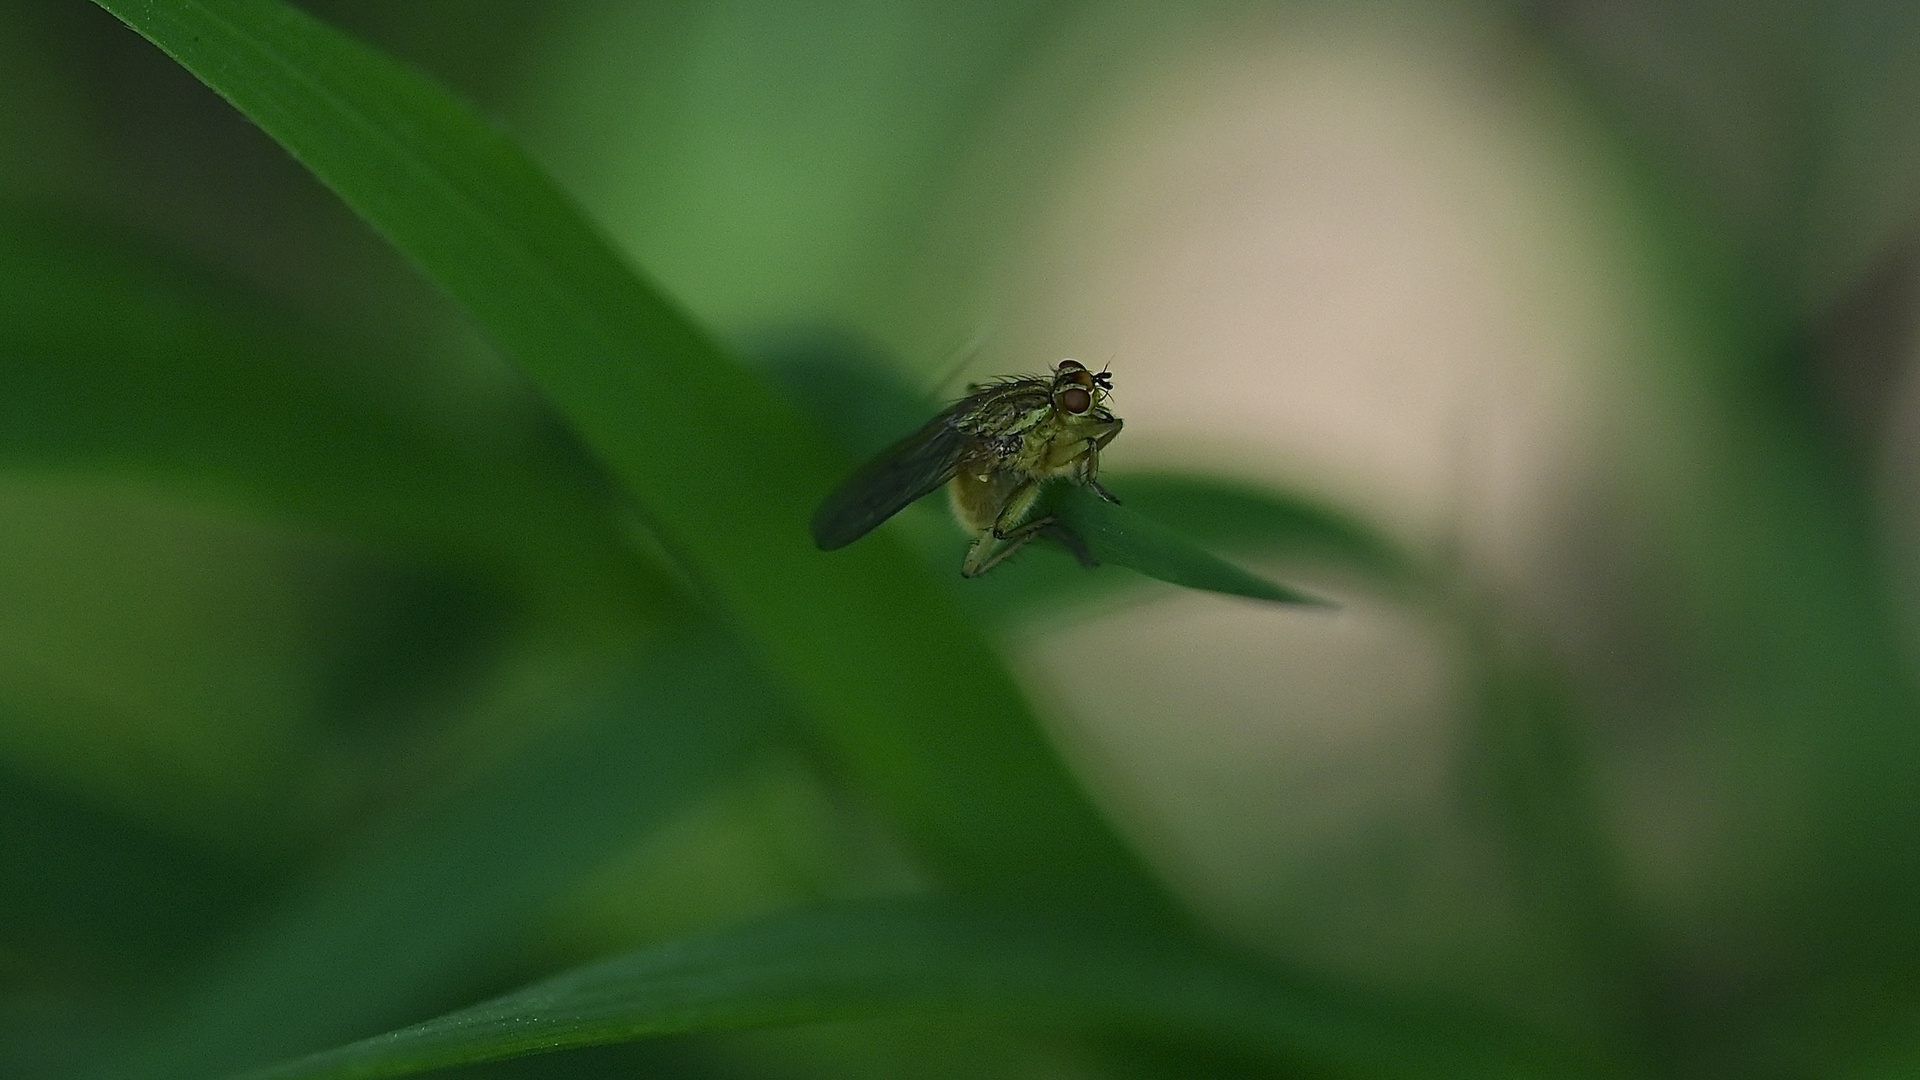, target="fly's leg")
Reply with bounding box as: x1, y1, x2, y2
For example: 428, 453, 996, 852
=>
962, 520, 1044, 577
1076, 436, 1121, 505
961, 479, 1103, 576
961, 479, 1042, 577
964, 516, 1099, 576
988, 479, 1044, 541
